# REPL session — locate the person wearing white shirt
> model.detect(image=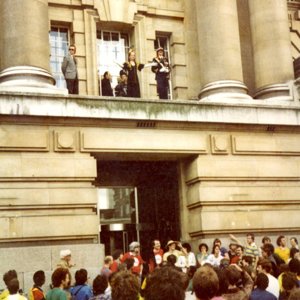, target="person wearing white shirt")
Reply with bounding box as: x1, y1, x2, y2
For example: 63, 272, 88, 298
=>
205, 245, 224, 267
257, 258, 280, 299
